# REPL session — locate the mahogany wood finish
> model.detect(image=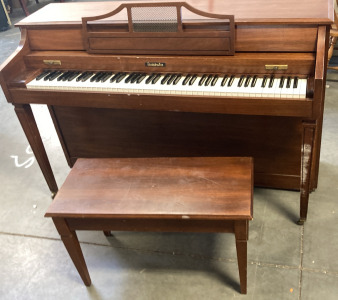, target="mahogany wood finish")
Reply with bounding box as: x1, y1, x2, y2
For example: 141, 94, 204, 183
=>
46, 157, 253, 293
14, 104, 58, 194
0, 1, 334, 222
82, 2, 235, 55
